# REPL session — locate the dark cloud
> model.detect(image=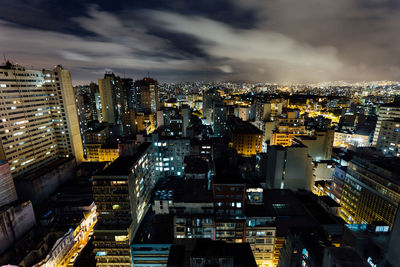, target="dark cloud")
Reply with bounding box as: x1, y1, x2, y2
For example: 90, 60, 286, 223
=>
0, 0, 399, 84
